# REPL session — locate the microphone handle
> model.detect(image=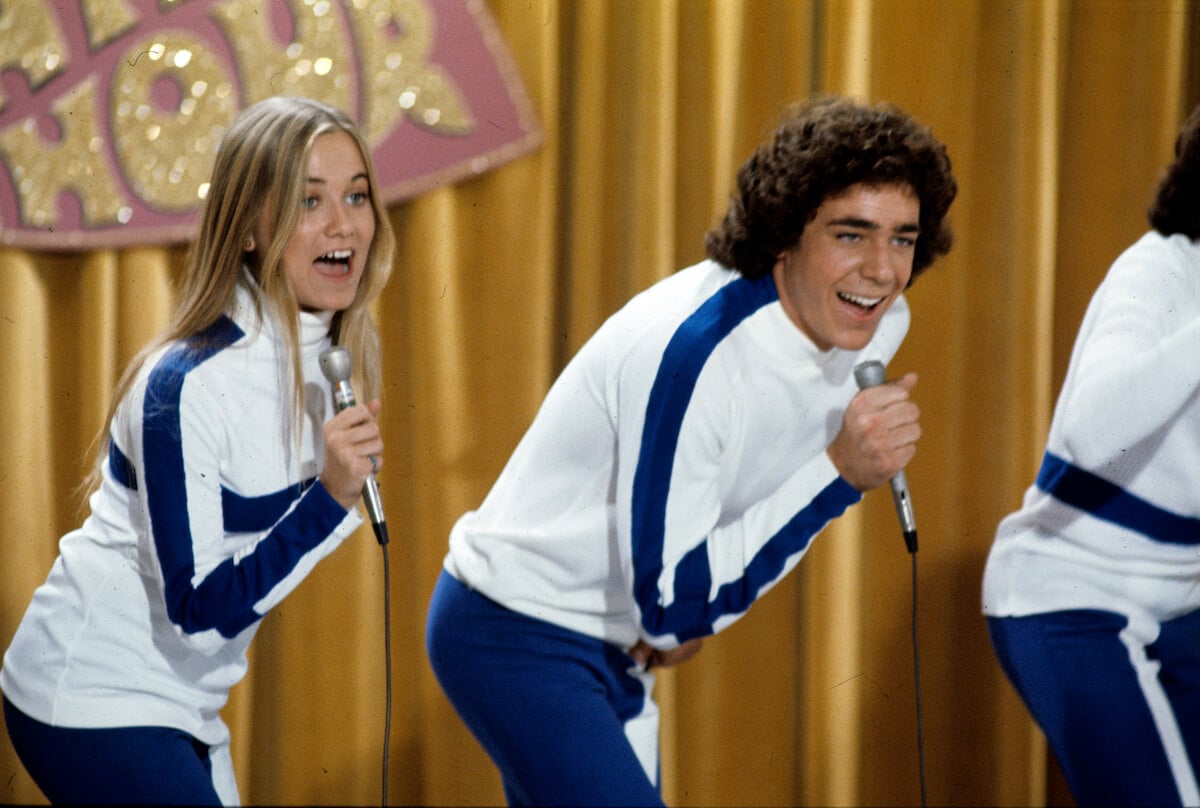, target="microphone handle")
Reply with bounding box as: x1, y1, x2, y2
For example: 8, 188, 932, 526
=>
331, 381, 389, 545
890, 470, 918, 553
853, 360, 918, 553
